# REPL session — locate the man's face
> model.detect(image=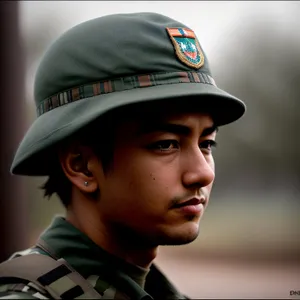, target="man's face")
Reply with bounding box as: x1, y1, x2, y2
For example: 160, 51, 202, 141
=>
93, 111, 217, 246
